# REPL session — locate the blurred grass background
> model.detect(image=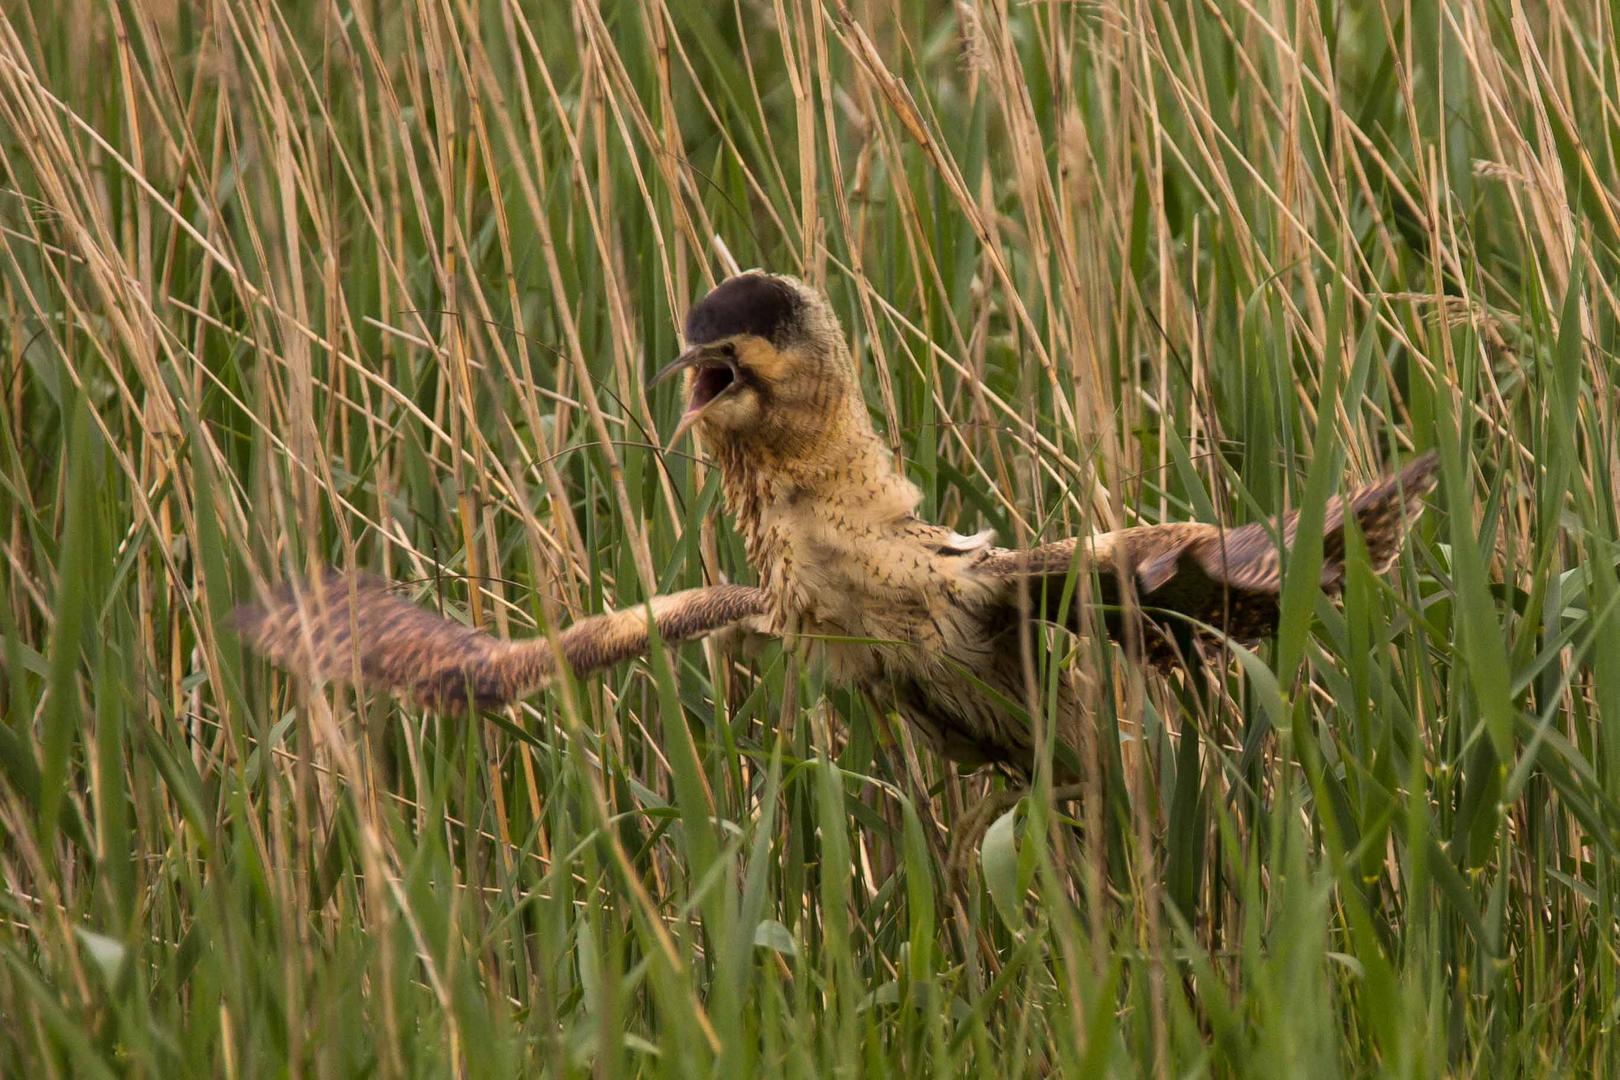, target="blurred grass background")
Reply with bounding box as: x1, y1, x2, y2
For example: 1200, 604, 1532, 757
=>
2, 0, 1618, 1073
